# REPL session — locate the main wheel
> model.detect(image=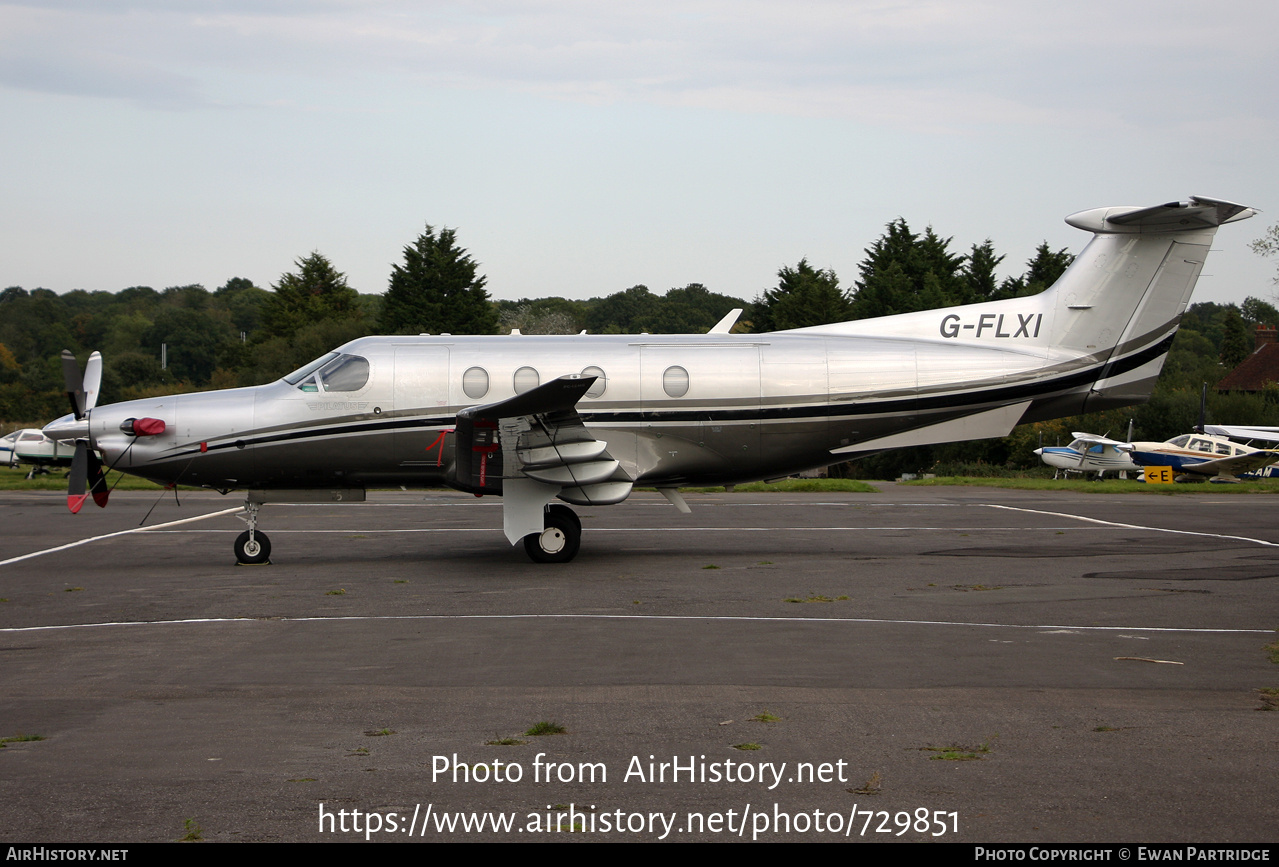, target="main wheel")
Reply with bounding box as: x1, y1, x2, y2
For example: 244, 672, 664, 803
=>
234, 530, 272, 565
547, 503, 581, 533
522, 510, 581, 563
